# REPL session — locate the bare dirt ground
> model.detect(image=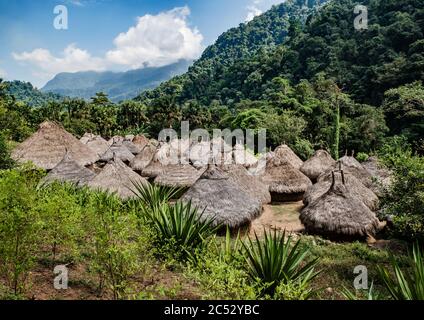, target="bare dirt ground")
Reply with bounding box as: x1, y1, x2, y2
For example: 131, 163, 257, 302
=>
250, 201, 305, 237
